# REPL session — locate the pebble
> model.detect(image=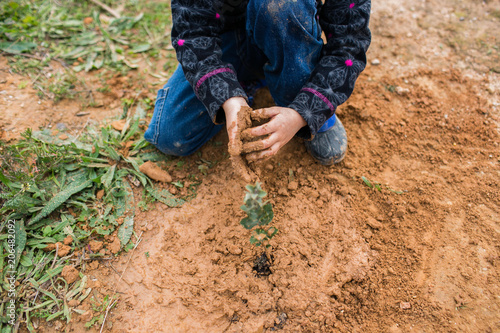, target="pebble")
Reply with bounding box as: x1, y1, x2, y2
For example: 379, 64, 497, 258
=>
287, 181, 298, 191
228, 245, 242, 255
366, 217, 383, 229
371, 58, 380, 66
56, 123, 67, 130
400, 302, 411, 310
